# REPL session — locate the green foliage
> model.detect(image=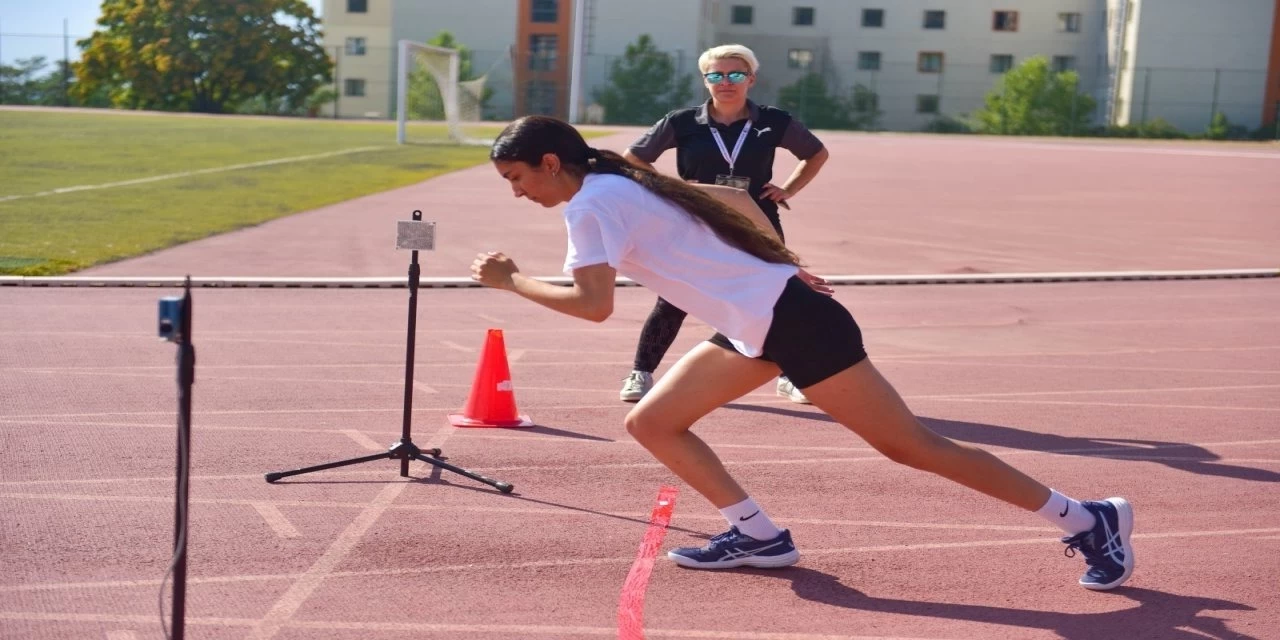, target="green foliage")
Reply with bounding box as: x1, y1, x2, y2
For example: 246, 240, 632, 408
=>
972, 56, 1095, 136
922, 115, 972, 134
1092, 117, 1188, 139
1, 56, 110, 107
593, 35, 694, 125
1205, 111, 1230, 140
73, 0, 332, 114
776, 73, 879, 130
406, 31, 492, 120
